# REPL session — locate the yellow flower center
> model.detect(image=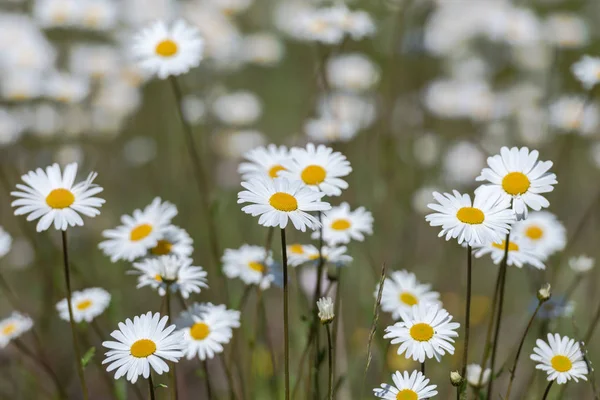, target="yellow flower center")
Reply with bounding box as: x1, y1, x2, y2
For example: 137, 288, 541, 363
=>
399, 292, 418, 306
301, 165, 327, 185
456, 207, 485, 224
151, 240, 173, 255
409, 323, 434, 342
269, 192, 298, 212
525, 225, 544, 240
154, 274, 163, 282
130, 339, 157, 358
46, 188, 75, 209
2, 323, 16, 336
331, 219, 351, 231
289, 244, 304, 254
130, 224, 153, 242
551, 355, 572, 372
492, 240, 519, 252
76, 300, 92, 310
248, 261, 265, 273
155, 39, 178, 57
502, 172, 531, 195
268, 165, 286, 178
396, 389, 418, 400
190, 322, 211, 340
